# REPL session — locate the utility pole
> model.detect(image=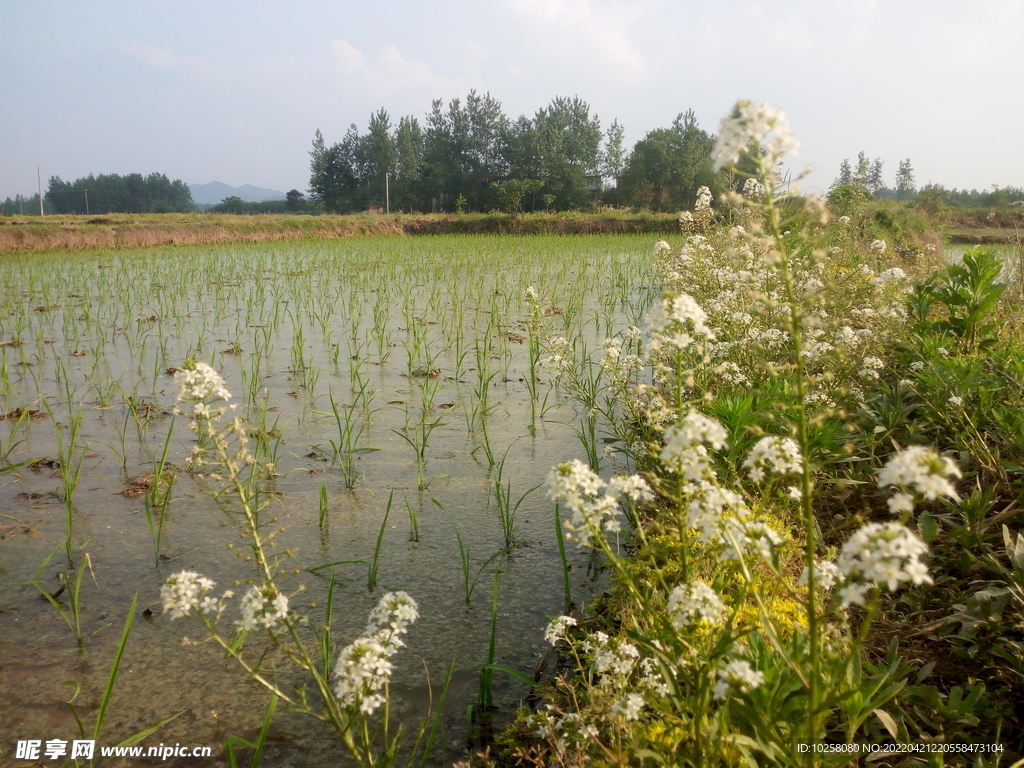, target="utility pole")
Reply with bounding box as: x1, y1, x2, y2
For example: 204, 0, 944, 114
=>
83, 190, 89, 216
37, 167, 44, 216
385, 172, 390, 214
